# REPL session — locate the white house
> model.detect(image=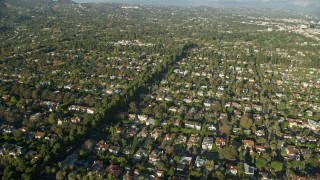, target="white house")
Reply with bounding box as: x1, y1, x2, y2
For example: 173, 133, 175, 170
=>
202, 137, 214, 150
